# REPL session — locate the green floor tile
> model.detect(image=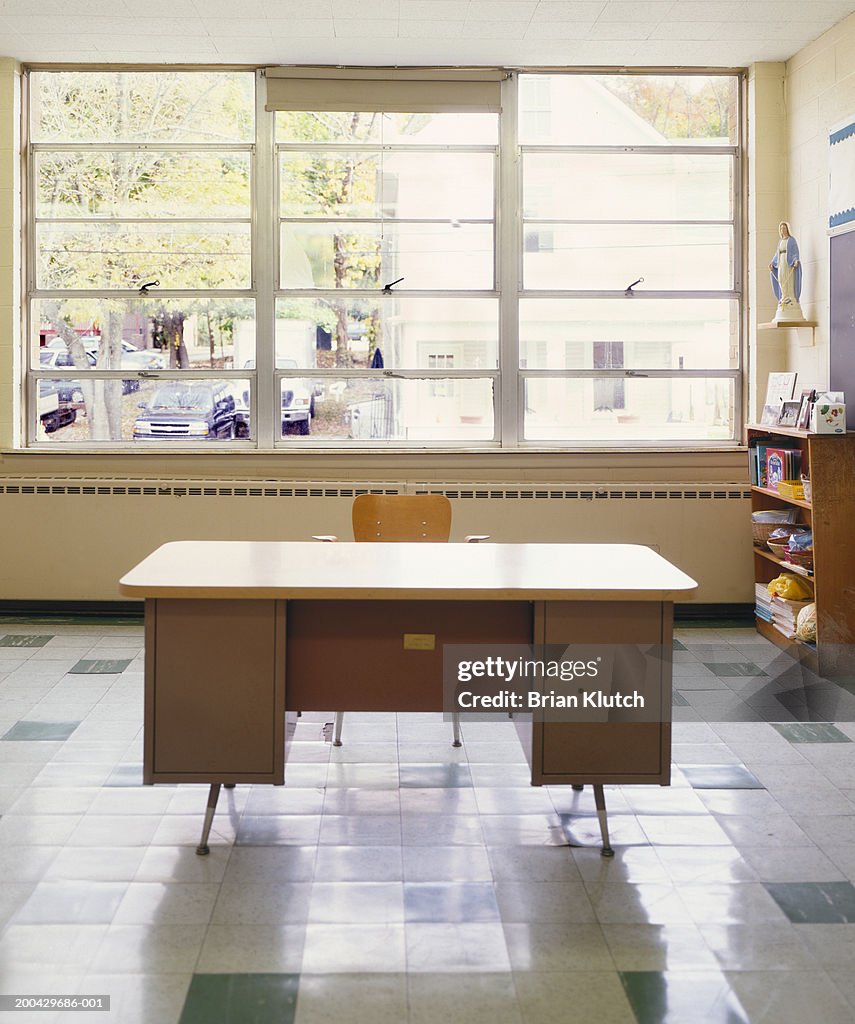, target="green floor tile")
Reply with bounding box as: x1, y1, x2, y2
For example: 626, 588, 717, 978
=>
672, 639, 687, 651
0, 634, 53, 647
1, 720, 80, 741
765, 882, 855, 923
672, 691, 689, 707
620, 971, 748, 1024
771, 723, 852, 743
705, 663, 767, 678
682, 765, 764, 790
179, 974, 299, 1024
69, 658, 133, 674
